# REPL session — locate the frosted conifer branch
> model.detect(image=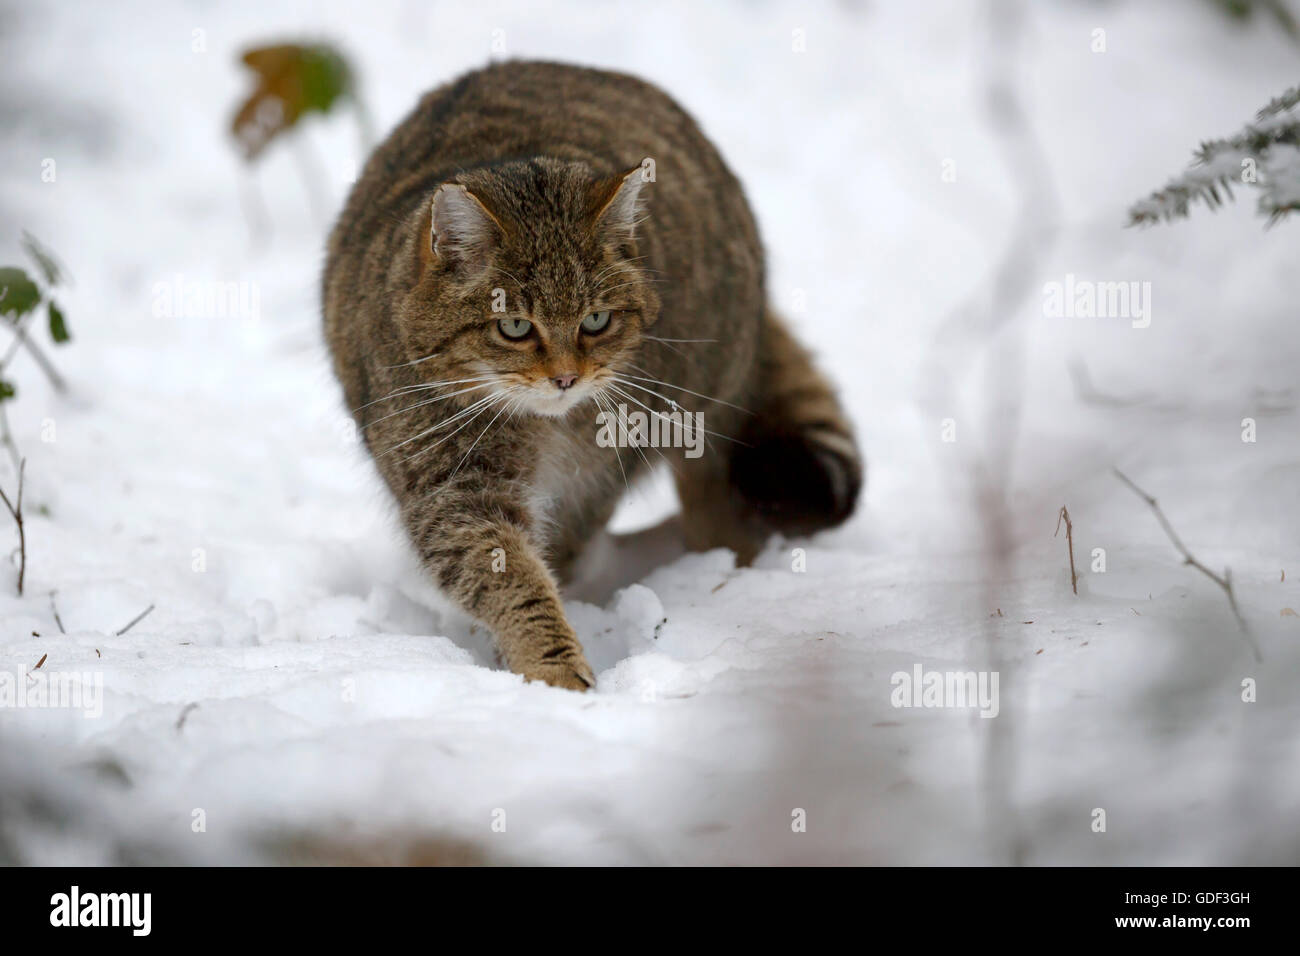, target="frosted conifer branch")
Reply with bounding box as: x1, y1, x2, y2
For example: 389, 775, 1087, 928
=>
1128, 84, 1300, 225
